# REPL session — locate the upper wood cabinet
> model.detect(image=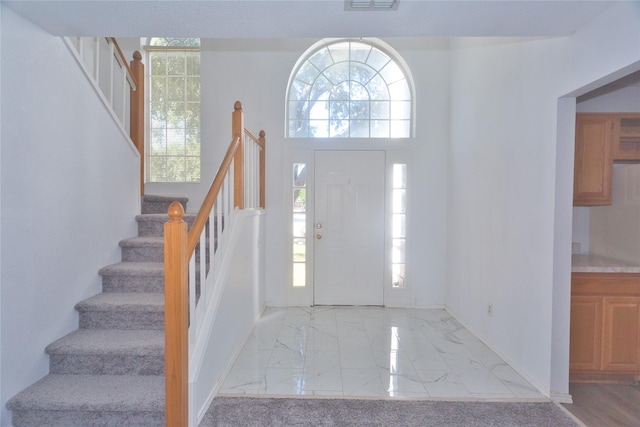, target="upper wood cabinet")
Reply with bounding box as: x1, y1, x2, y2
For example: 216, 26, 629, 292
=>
573, 114, 614, 206
614, 114, 640, 161
573, 113, 640, 206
